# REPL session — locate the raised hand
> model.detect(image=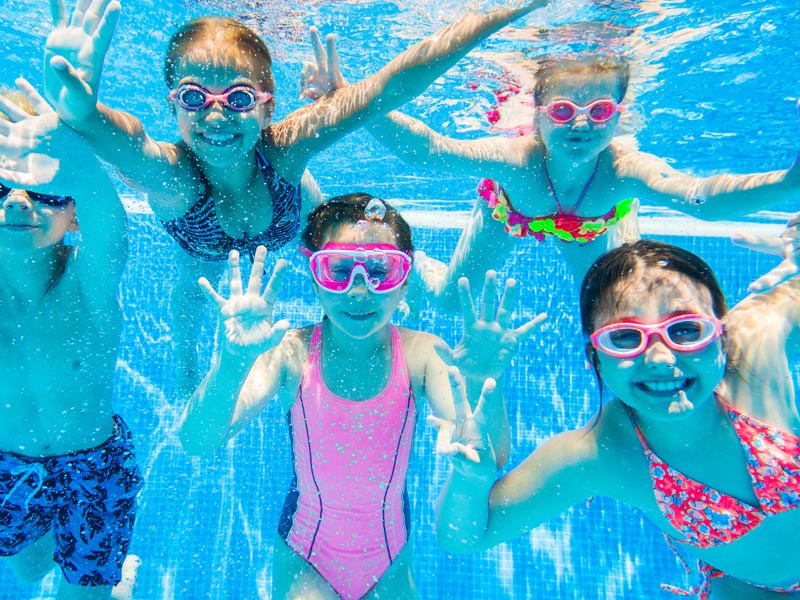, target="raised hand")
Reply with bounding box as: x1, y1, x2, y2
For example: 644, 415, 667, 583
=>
0, 78, 74, 188
299, 26, 347, 101
428, 368, 498, 477
731, 212, 800, 293
199, 247, 290, 357
436, 270, 546, 381
43, 0, 120, 123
